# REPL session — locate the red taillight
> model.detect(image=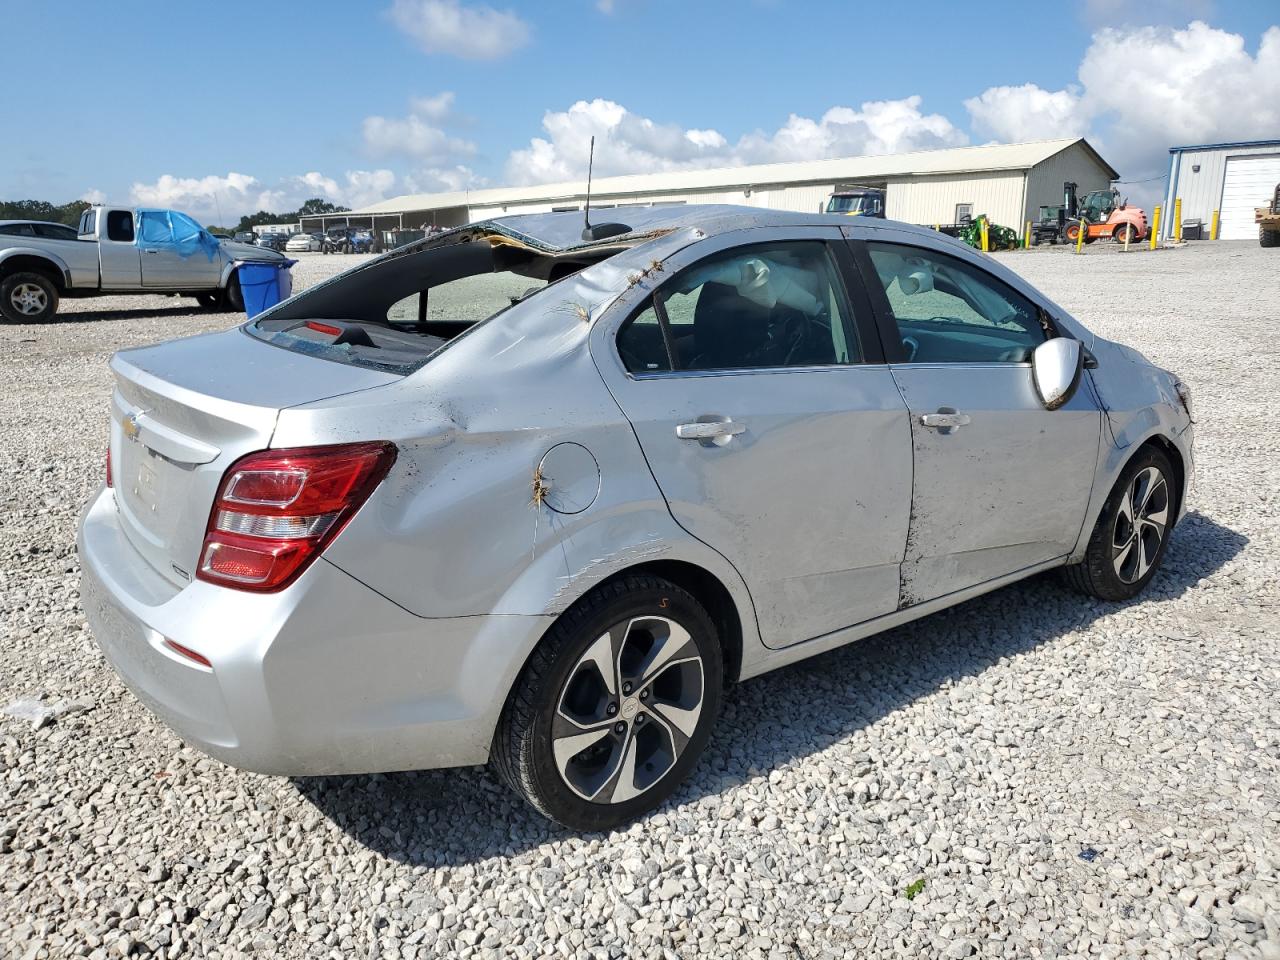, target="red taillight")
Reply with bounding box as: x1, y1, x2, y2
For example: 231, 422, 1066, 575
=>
197, 441, 396, 592
163, 638, 211, 668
